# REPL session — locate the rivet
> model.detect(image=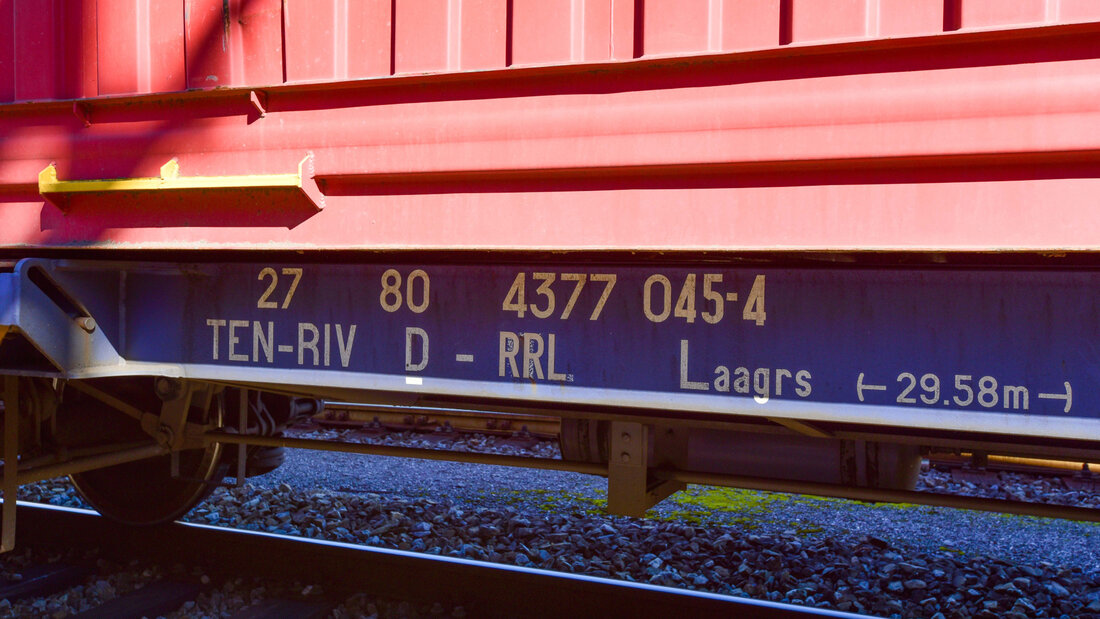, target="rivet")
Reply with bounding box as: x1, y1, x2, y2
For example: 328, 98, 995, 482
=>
154, 377, 182, 401
620, 452, 631, 463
